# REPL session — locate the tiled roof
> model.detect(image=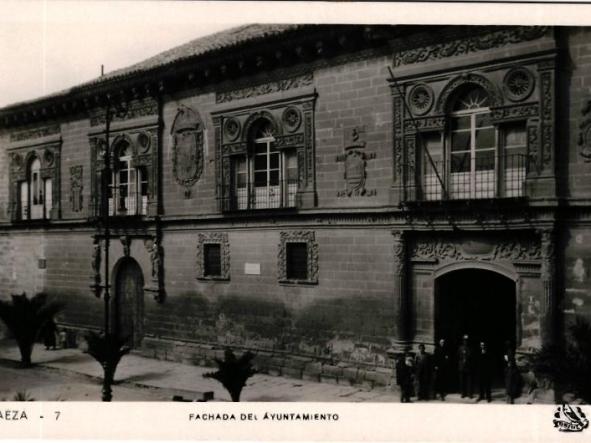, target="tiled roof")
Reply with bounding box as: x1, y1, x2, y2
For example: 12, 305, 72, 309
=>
2, 24, 301, 110
82, 24, 301, 87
